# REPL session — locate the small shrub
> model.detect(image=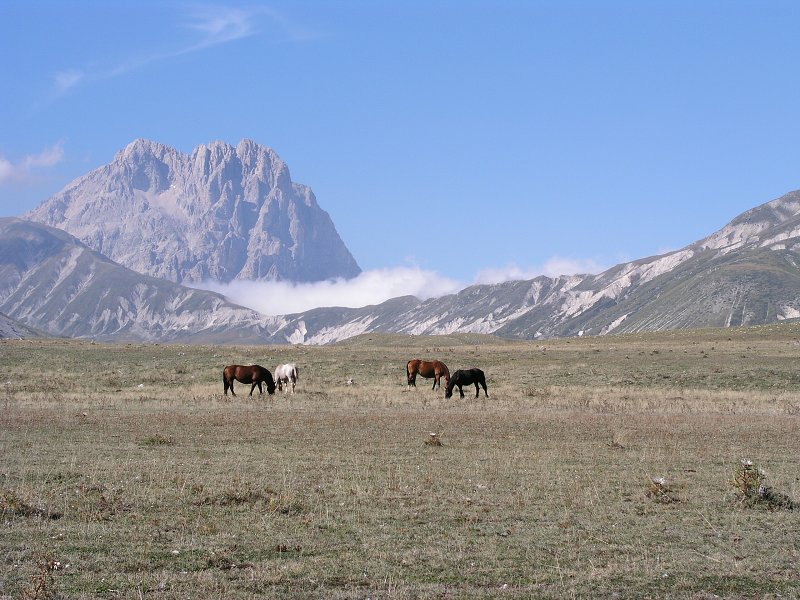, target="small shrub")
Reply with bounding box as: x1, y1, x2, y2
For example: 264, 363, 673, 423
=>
20, 554, 61, 600
730, 459, 795, 510
424, 432, 443, 446
645, 477, 680, 504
